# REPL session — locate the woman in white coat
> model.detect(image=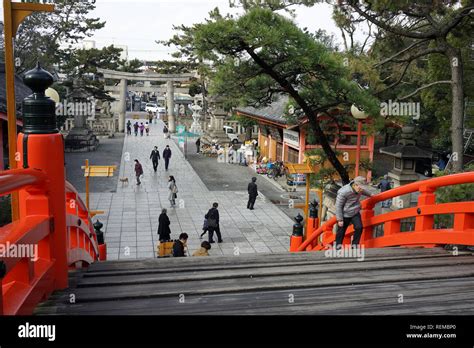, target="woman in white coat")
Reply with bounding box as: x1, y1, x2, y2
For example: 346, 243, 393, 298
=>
168, 175, 178, 207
